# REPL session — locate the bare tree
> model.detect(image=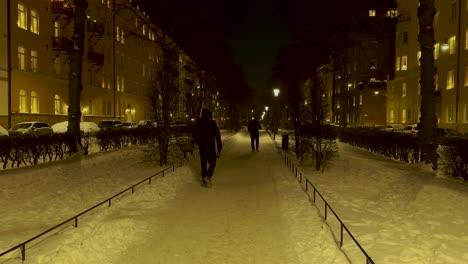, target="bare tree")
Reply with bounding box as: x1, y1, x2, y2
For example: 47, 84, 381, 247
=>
147, 34, 180, 166
418, 0, 439, 169
67, 0, 88, 153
